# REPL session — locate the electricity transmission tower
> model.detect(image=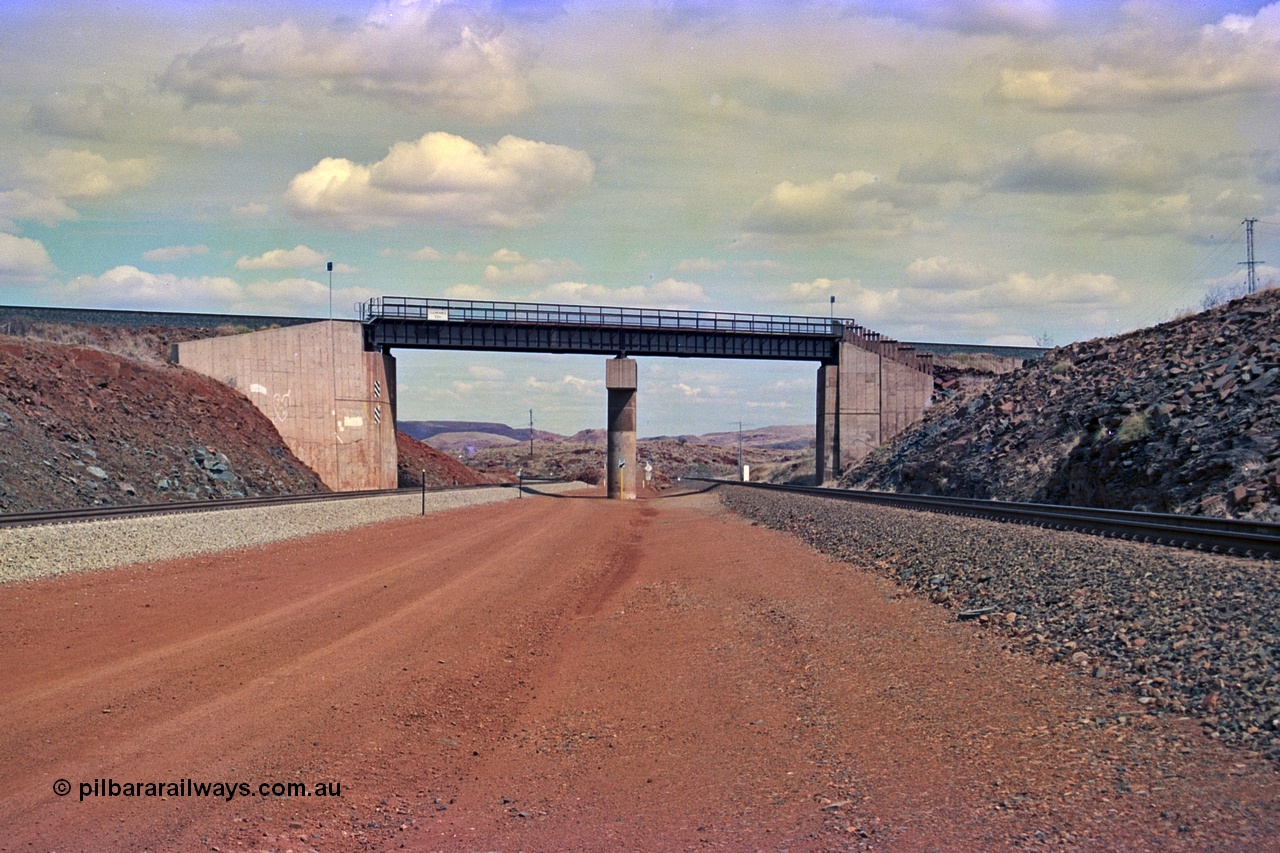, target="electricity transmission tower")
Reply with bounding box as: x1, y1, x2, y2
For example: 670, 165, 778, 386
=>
1240, 218, 1264, 295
